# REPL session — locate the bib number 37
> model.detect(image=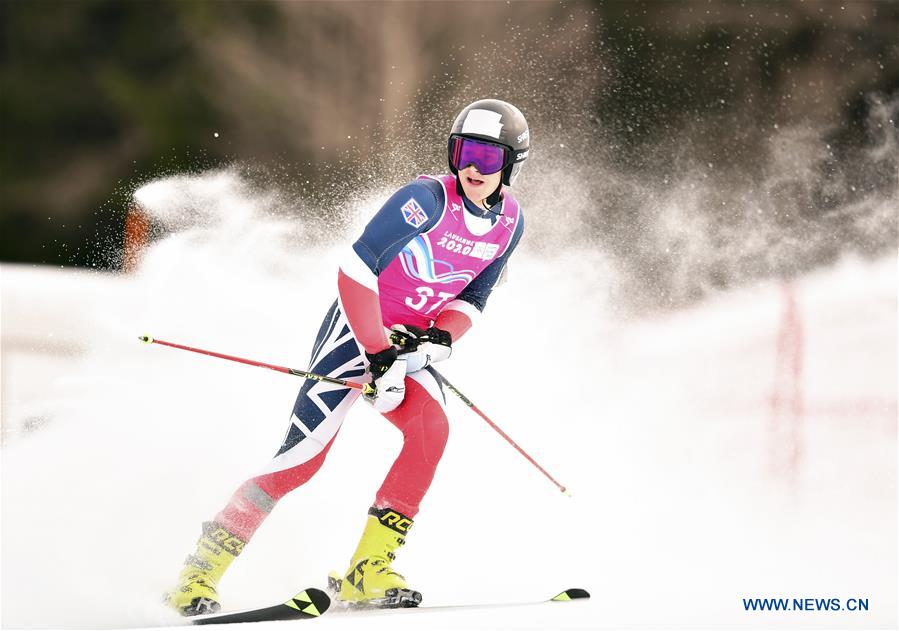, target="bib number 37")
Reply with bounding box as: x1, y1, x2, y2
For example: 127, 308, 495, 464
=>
405, 286, 454, 314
